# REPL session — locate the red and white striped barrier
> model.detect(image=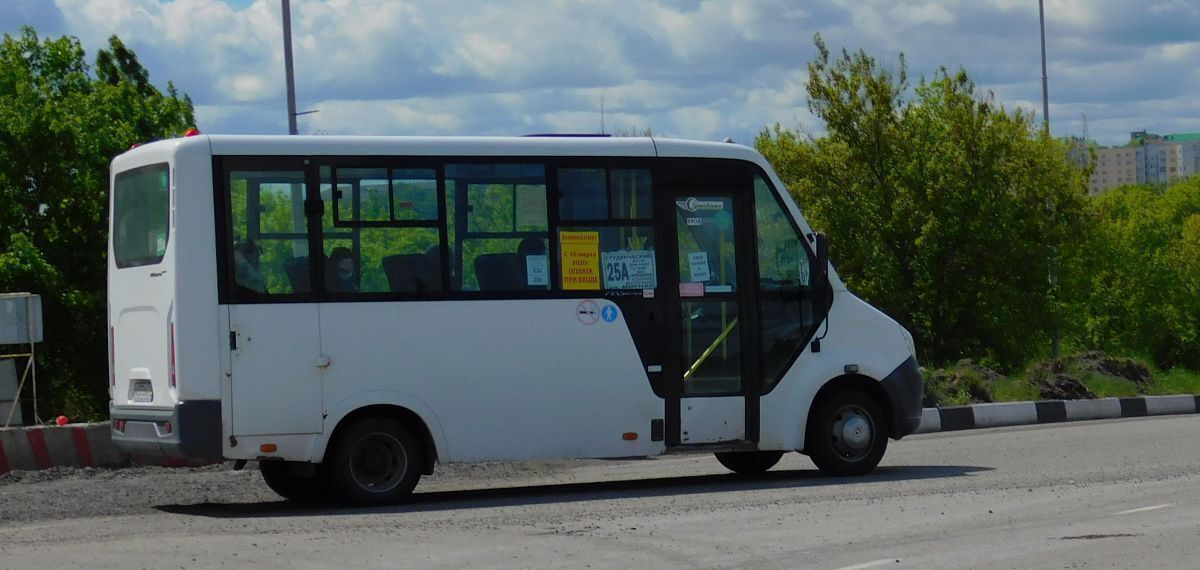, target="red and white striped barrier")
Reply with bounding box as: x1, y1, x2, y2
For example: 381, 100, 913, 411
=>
0, 422, 217, 475
0, 423, 123, 474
